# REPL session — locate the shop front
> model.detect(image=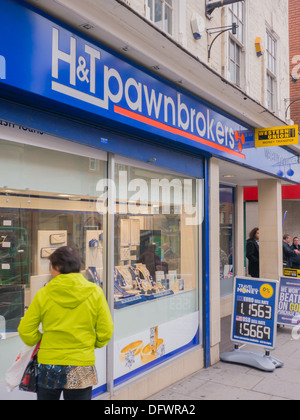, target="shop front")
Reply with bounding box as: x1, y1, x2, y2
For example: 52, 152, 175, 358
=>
0, 126, 202, 397
0, 0, 300, 399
